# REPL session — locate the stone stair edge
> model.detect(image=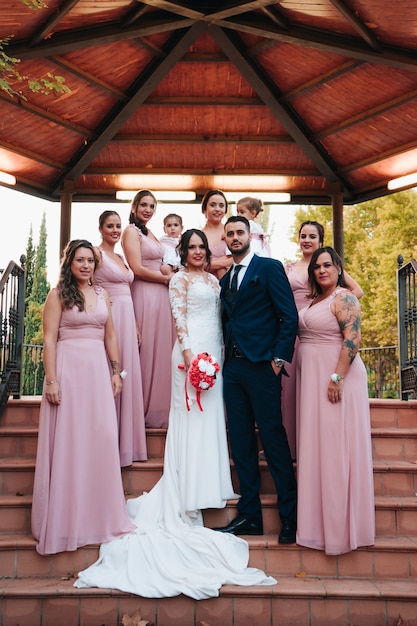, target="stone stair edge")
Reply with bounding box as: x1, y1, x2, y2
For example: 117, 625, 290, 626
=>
0, 532, 416, 553
0, 575, 416, 601
1, 492, 416, 510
